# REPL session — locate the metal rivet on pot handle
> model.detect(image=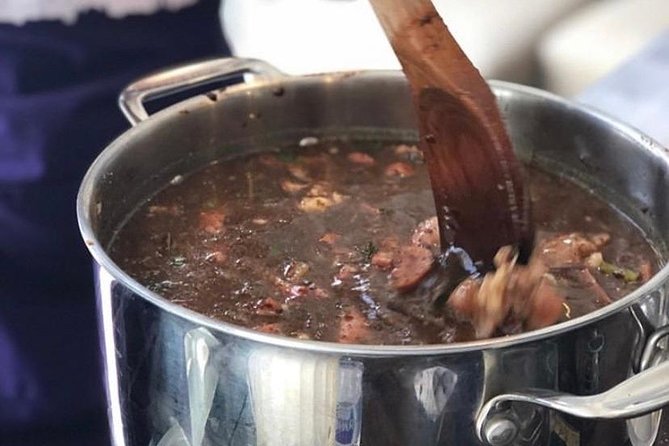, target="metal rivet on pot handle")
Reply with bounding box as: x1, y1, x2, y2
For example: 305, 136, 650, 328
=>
482, 414, 520, 446
476, 353, 669, 445
119, 57, 285, 126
